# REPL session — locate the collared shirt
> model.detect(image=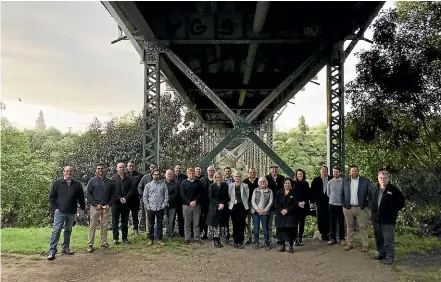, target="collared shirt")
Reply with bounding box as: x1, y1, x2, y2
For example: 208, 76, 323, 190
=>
327, 178, 343, 206
144, 180, 168, 211
322, 177, 328, 195
350, 177, 360, 205
378, 188, 385, 208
